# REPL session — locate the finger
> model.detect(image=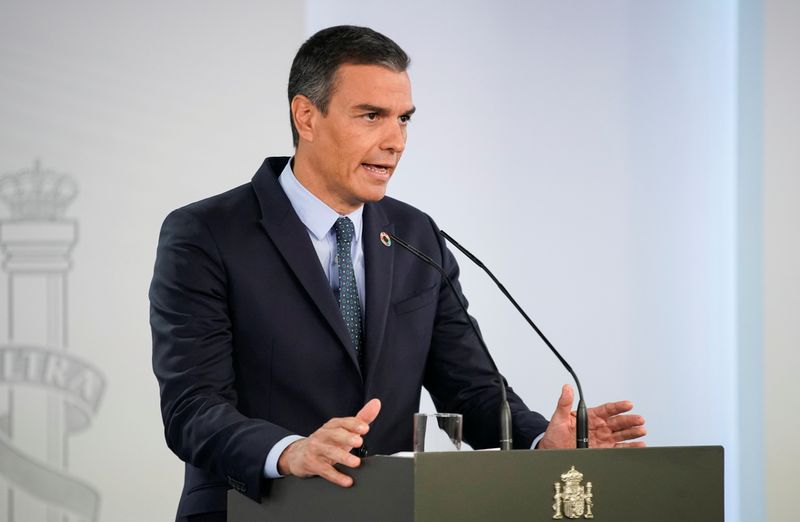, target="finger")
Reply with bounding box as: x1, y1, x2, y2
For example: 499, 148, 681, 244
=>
611, 426, 648, 442
317, 426, 364, 450
606, 414, 645, 432
320, 400, 381, 436
550, 384, 574, 422
590, 400, 634, 419
316, 462, 355, 488
318, 444, 362, 469
559, 384, 574, 409
323, 416, 371, 435
306, 434, 362, 466
613, 441, 647, 448
356, 398, 382, 425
